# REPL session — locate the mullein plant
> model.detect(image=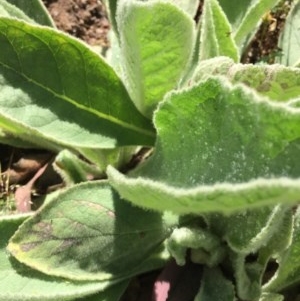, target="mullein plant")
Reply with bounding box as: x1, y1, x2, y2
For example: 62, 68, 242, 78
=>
0, 0, 300, 300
